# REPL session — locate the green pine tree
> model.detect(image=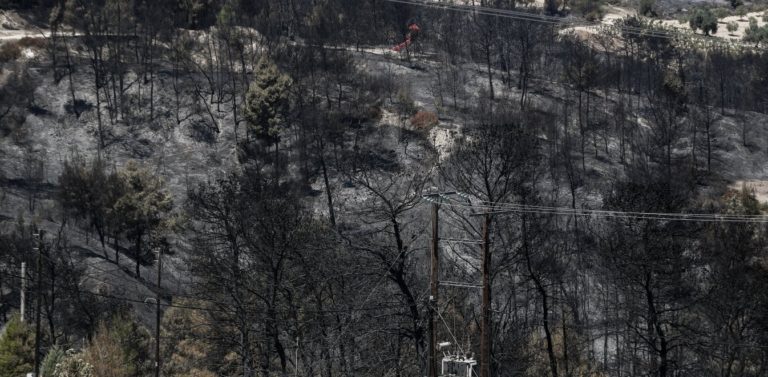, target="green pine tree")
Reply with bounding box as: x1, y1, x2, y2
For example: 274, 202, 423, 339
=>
112, 161, 173, 278
0, 314, 35, 377
244, 57, 292, 144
